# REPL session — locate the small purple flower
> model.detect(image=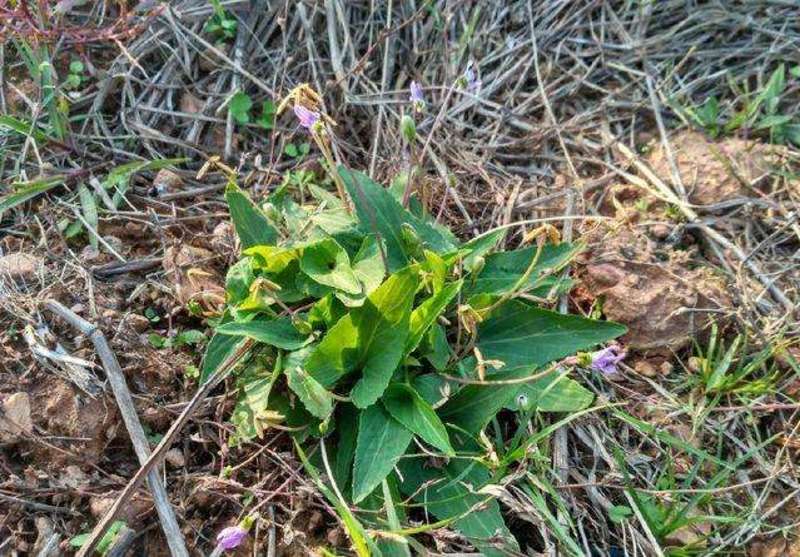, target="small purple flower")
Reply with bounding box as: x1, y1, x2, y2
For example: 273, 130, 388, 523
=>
216, 526, 247, 550
293, 105, 320, 129
590, 345, 626, 375
409, 81, 426, 112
